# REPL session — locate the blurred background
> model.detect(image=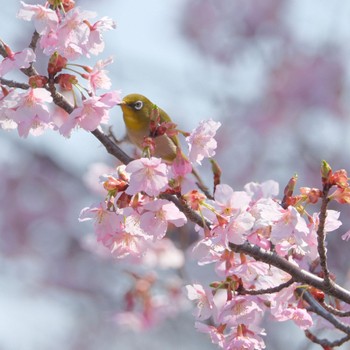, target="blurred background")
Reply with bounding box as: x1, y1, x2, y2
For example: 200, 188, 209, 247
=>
2, 0, 350, 349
